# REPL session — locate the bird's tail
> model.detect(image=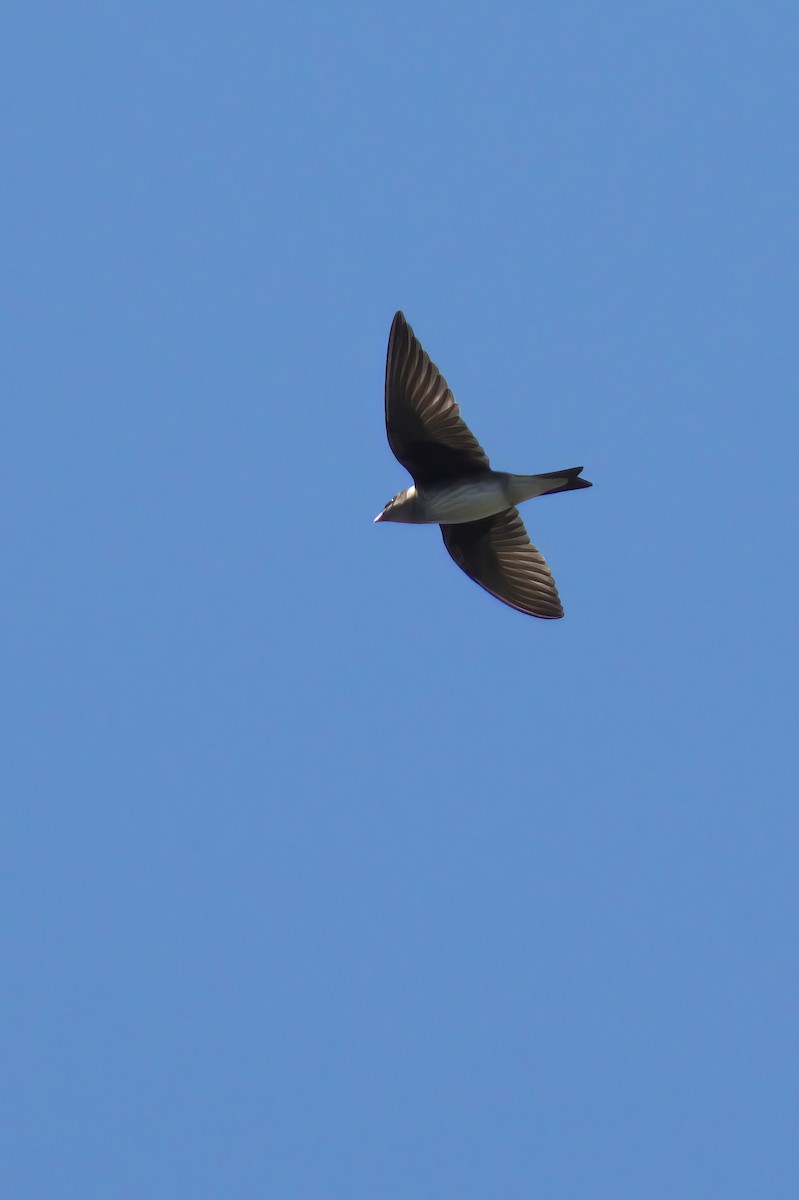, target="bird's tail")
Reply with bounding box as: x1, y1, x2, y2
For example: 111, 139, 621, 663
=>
535, 466, 592, 495
508, 466, 592, 503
